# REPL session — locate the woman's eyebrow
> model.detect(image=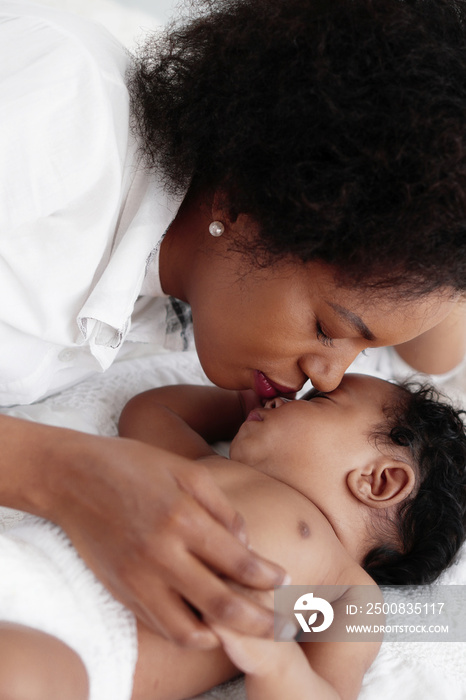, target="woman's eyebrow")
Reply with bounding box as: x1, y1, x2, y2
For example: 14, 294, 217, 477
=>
326, 301, 375, 341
